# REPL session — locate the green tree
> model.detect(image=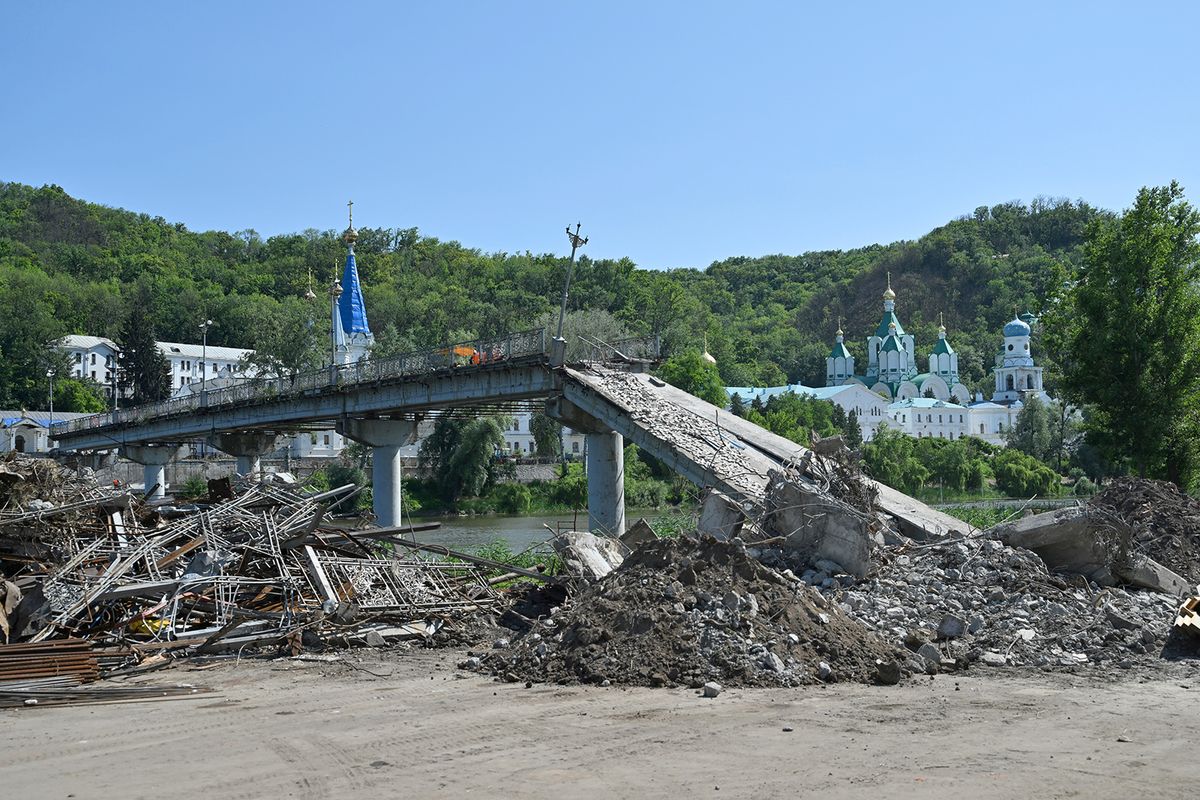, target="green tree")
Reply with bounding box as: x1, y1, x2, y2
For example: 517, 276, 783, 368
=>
240, 297, 323, 379
1006, 395, 1051, 462
418, 414, 510, 501
993, 449, 1061, 497
843, 410, 863, 448
118, 283, 170, 404
56, 378, 107, 413
657, 348, 727, 406
743, 391, 837, 445
728, 392, 746, 417
1053, 182, 1200, 487
529, 412, 562, 457
862, 424, 930, 494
